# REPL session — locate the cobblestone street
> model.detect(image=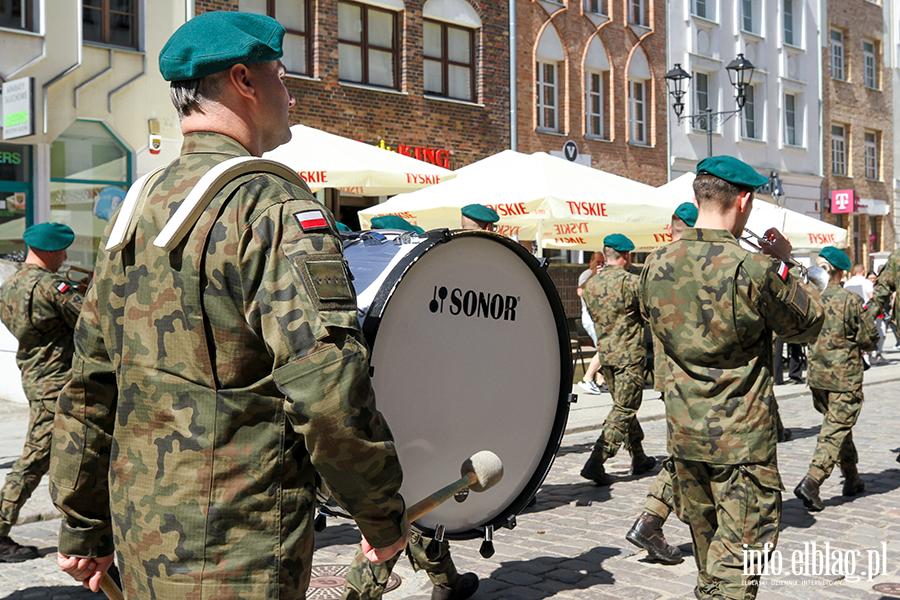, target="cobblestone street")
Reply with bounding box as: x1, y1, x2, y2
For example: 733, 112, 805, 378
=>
3, 378, 900, 599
